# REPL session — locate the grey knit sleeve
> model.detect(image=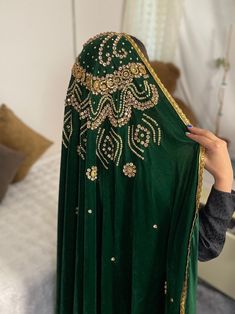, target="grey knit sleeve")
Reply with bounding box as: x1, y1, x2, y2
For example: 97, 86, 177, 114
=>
198, 184, 235, 262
